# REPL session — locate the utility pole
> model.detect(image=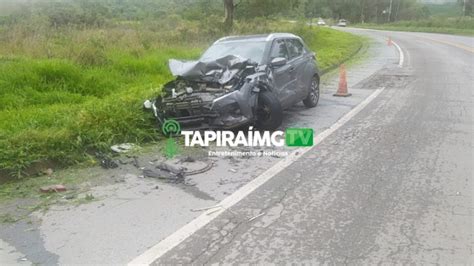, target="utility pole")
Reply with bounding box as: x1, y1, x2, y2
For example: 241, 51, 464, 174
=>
395, 0, 401, 21
388, 0, 393, 22
463, 0, 466, 16
360, 0, 365, 24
